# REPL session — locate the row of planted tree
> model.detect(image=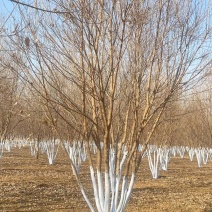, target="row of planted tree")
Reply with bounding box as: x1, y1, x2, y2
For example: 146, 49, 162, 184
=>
0, 0, 212, 211
1, 139, 212, 211
1, 139, 212, 174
